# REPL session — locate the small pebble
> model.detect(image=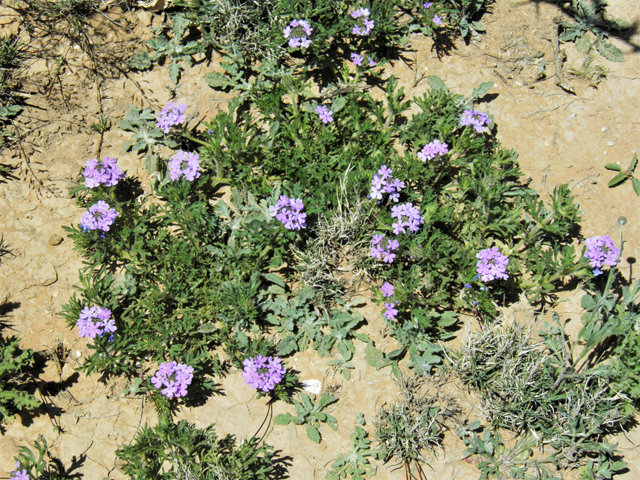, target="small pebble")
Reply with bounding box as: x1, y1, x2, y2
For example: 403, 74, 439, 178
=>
48, 234, 63, 246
